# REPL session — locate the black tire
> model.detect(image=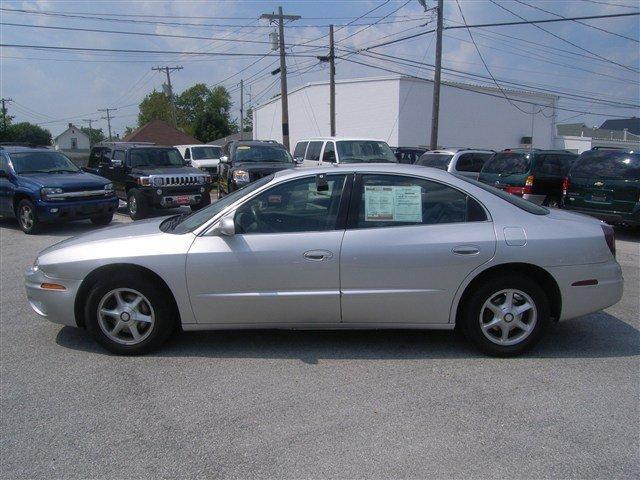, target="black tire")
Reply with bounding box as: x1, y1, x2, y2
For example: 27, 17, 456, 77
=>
543, 196, 560, 208
16, 199, 40, 234
90, 214, 114, 226
127, 189, 148, 220
459, 275, 550, 357
190, 192, 211, 212
84, 272, 178, 355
